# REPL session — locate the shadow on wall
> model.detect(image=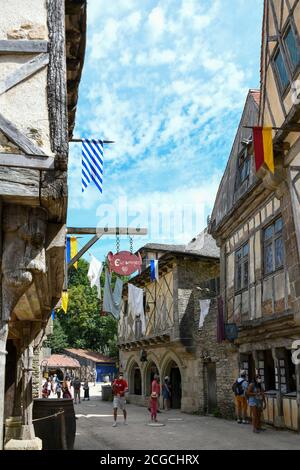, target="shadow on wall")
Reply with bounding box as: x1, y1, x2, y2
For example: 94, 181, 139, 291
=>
179, 293, 195, 353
